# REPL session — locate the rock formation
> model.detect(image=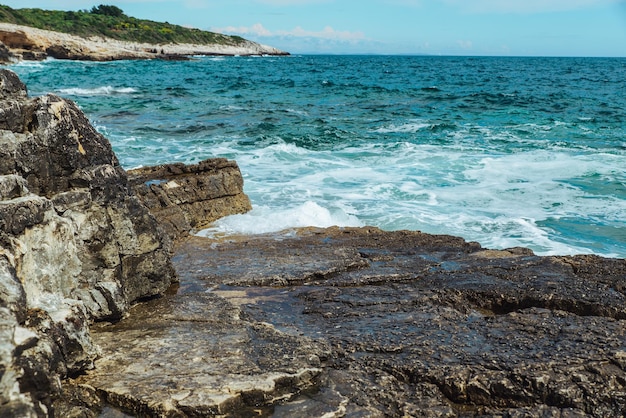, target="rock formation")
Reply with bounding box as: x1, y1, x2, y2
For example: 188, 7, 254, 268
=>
65, 227, 624, 417
0, 22, 288, 62
128, 160, 252, 242
0, 69, 176, 416
1, 69, 625, 417
0, 41, 15, 64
